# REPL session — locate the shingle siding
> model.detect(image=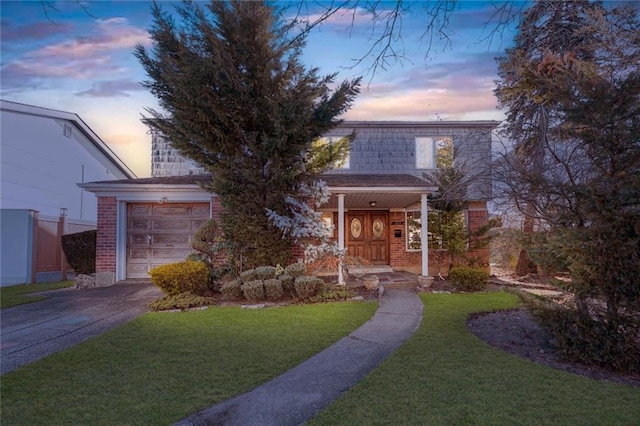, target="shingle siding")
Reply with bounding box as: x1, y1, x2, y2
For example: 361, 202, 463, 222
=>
149, 122, 496, 201
325, 122, 495, 200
